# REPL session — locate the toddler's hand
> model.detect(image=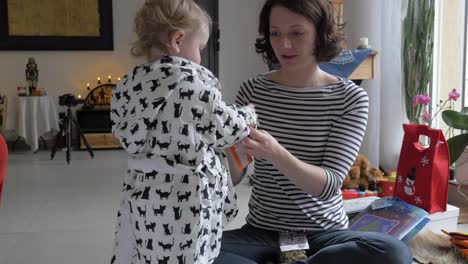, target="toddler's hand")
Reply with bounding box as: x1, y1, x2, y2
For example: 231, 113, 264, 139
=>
240, 128, 280, 161
242, 103, 257, 128
246, 103, 255, 109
